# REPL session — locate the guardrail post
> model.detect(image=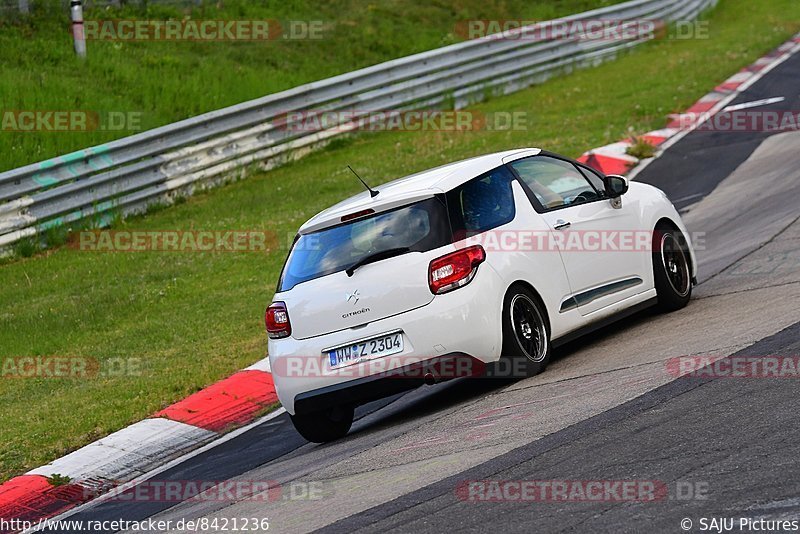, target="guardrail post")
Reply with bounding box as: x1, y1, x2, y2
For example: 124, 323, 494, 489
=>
18, 0, 29, 14
70, 0, 87, 58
